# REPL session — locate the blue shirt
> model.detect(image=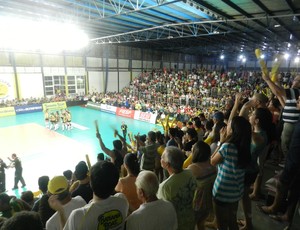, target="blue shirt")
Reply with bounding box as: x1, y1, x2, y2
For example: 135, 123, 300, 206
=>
213, 143, 245, 203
